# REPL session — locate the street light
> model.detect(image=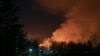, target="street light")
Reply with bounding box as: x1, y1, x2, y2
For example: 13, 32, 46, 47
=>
28, 48, 33, 56
29, 49, 32, 52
